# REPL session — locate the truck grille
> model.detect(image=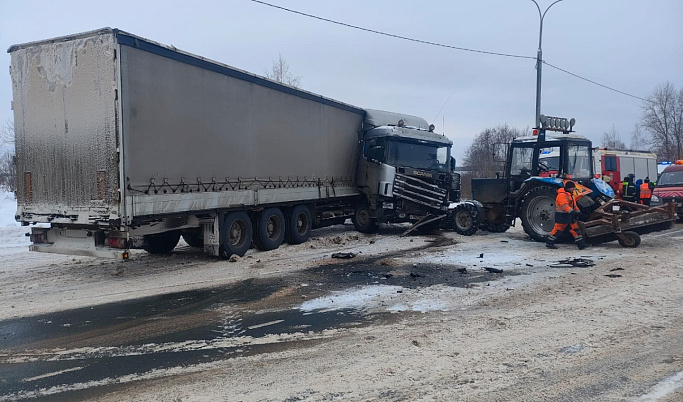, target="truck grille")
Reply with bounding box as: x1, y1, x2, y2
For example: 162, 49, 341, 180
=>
393, 173, 448, 211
